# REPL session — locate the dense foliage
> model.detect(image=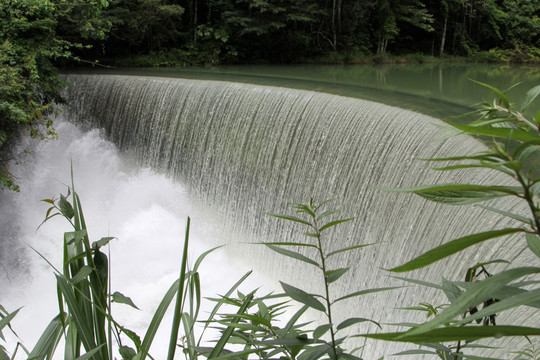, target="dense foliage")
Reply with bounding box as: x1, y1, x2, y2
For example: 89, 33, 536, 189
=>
77, 0, 540, 65
0, 0, 108, 191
